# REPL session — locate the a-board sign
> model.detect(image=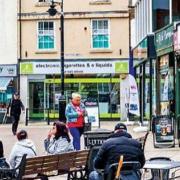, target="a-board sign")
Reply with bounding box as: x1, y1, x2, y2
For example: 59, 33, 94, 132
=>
154, 116, 174, 142
84, 101, 99, 127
